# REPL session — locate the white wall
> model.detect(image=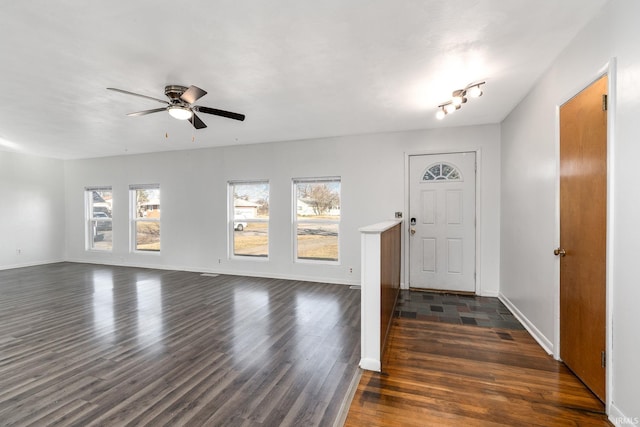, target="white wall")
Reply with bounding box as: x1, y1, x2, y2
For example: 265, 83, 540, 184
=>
501, 0, 639, 421
0, 151, 65, 269
64, 124, 501, 293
